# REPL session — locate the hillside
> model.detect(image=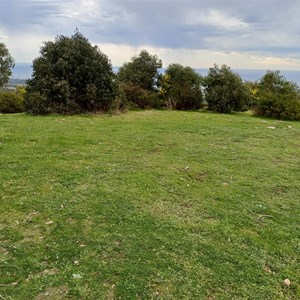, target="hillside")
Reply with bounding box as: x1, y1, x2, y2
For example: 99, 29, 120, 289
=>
1, 111, 299, 299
